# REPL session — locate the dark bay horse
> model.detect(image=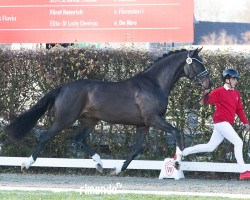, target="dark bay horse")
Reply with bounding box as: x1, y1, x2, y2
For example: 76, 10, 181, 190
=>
5, 48, 212, 175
